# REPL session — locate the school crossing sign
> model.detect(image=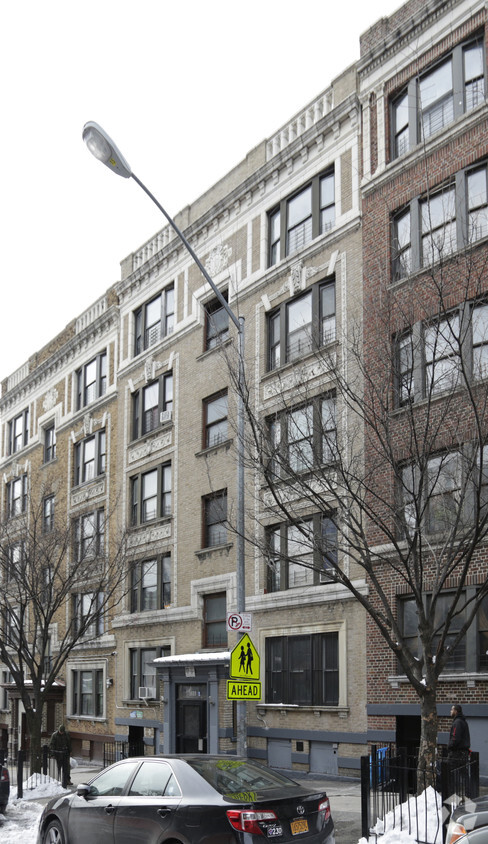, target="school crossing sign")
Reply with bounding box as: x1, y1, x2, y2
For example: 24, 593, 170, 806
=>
227, 634, 261, 700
